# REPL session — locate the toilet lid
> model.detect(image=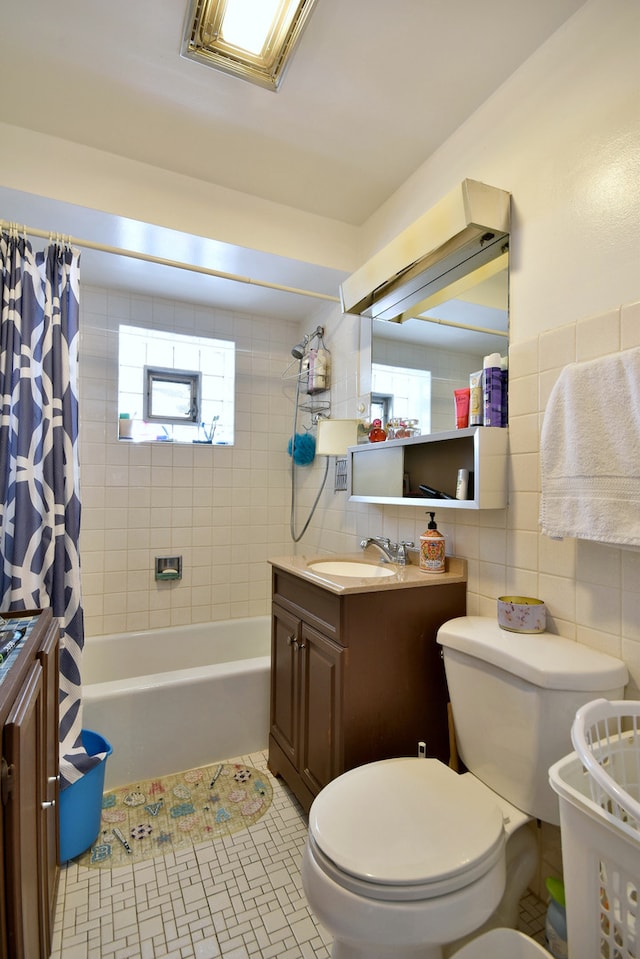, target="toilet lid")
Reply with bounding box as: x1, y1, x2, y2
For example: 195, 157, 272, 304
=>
309, 758, 505, 895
